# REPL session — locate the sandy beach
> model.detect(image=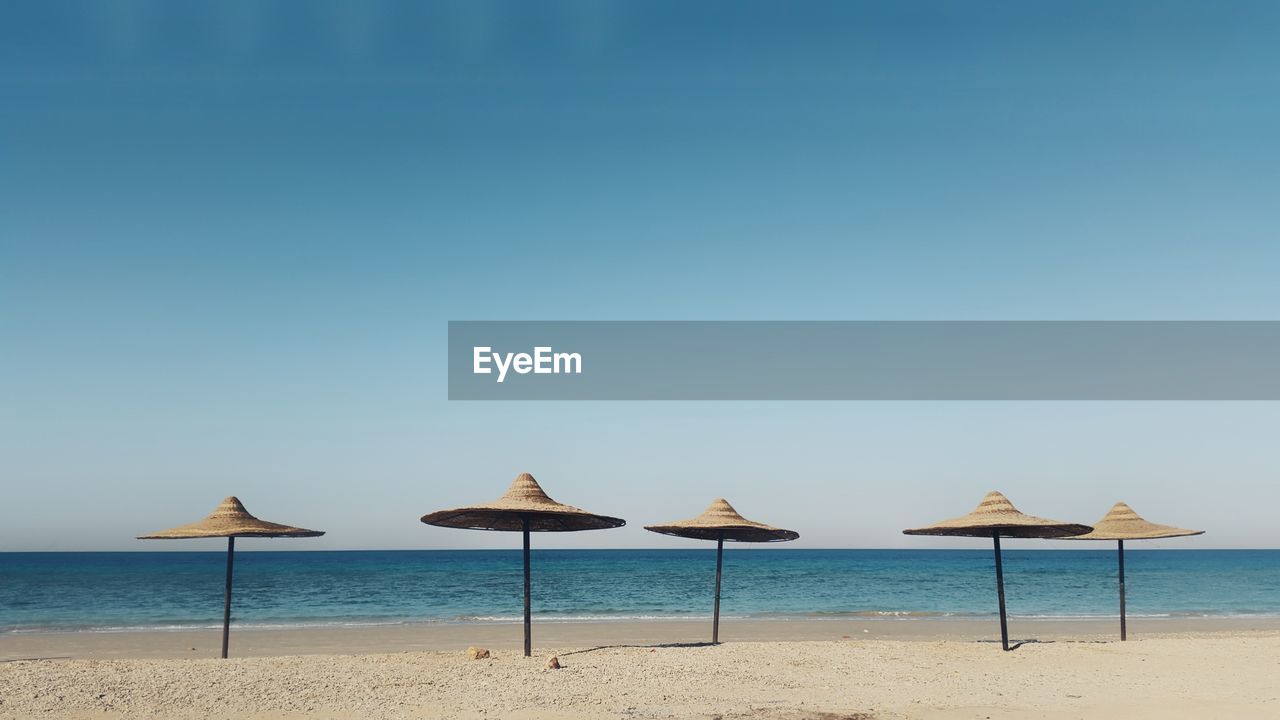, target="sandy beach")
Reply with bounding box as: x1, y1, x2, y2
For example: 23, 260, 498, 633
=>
4, 619, 1278, 719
